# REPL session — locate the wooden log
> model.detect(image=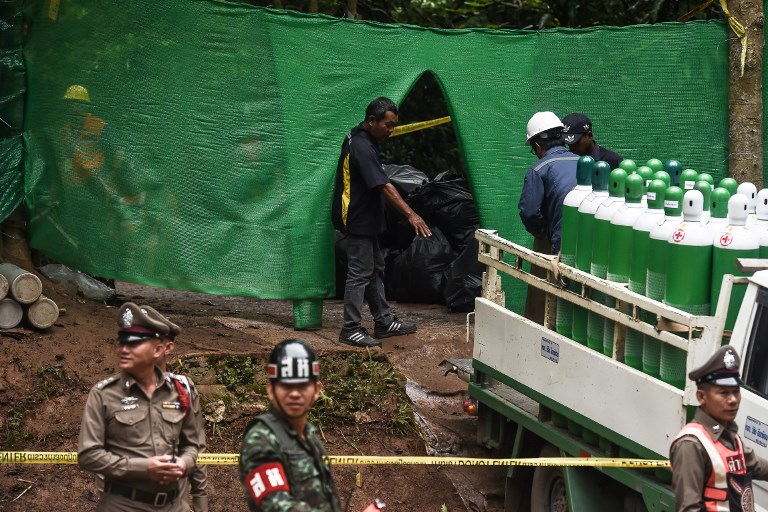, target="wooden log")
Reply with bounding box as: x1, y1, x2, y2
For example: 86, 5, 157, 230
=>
0, 298, 23, 329
0, 263, 42, 304
0, 273, 8, 301
26, 295, 59, 329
